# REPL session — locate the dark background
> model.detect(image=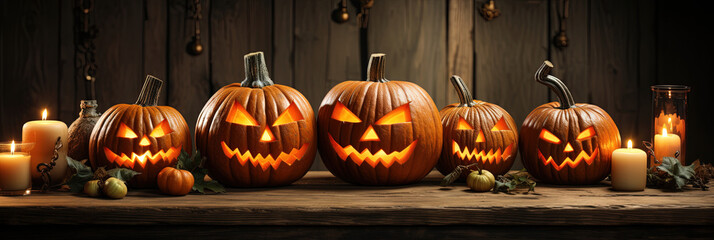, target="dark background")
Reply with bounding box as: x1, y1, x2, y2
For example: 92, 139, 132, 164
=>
1, 0, 711, 171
